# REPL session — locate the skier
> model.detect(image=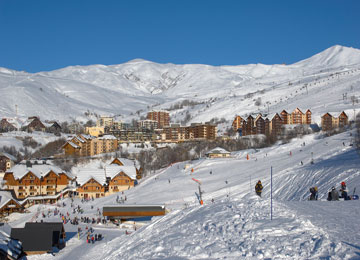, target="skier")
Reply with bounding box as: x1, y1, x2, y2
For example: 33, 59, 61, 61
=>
339, 182, 351, 200
309, 186, 318, 200
255, 180, 263, 197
